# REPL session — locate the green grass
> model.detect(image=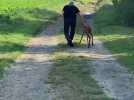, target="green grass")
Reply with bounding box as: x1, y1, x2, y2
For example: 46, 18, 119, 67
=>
46, 28, 113, 99
55, 33, 86, 49
0, 0, 68, 78
0, 0, 68, 11
94, 0, 134, 72
47, 52, 113, 100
